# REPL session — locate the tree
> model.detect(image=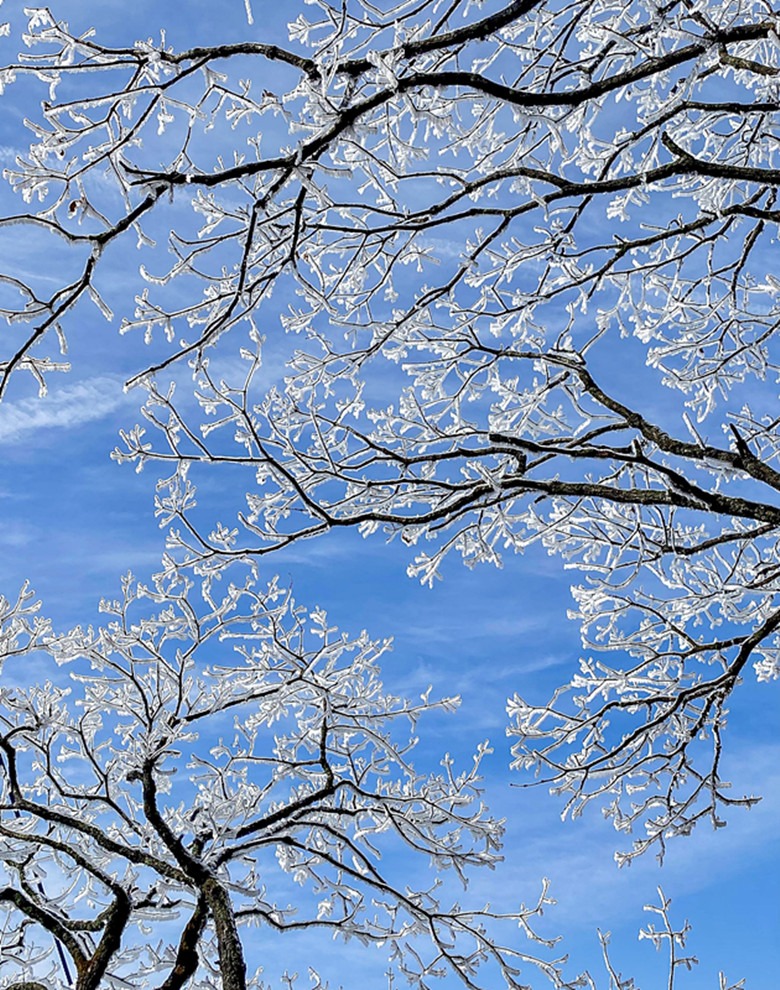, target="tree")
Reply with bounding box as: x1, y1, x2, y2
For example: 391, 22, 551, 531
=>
0, 0, 775, 972
0, 569, 555, 990
0, 570, 732, 990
